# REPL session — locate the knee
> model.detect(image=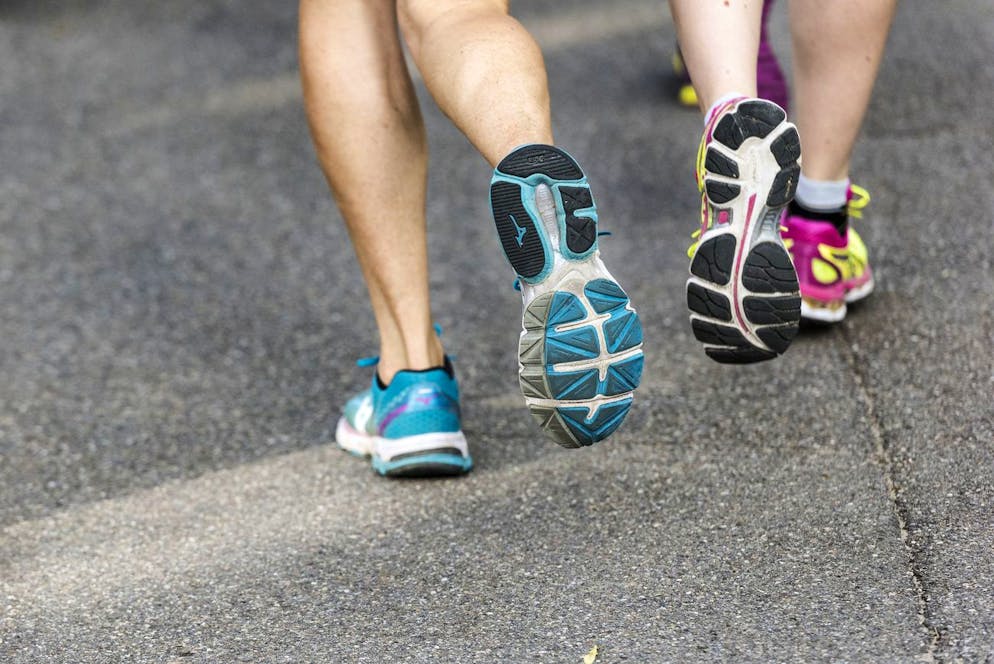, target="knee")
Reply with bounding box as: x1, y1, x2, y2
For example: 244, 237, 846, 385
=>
398, 0, 509, 59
